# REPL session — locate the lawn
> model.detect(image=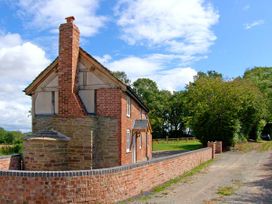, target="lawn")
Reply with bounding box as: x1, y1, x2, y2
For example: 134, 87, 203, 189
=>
152, 139, 203, 151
